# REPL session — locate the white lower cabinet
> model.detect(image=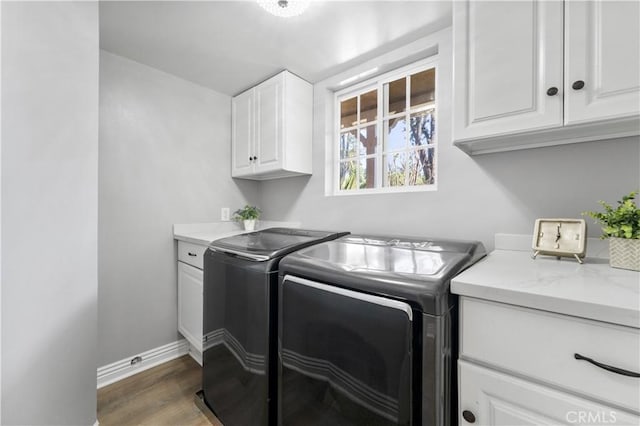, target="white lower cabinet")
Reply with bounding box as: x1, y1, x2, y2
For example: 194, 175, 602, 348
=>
458, 297, 640, 425
177, 243, 204, 366
459, 360, 638, 426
